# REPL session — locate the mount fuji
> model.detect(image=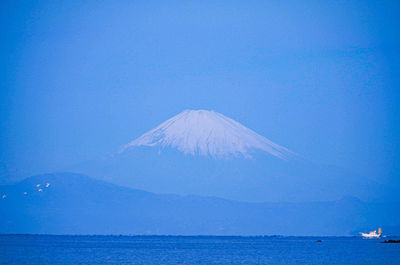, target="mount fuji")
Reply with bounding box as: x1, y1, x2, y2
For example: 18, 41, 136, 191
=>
71, 110, 383, 202
121, 110, 294, 160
